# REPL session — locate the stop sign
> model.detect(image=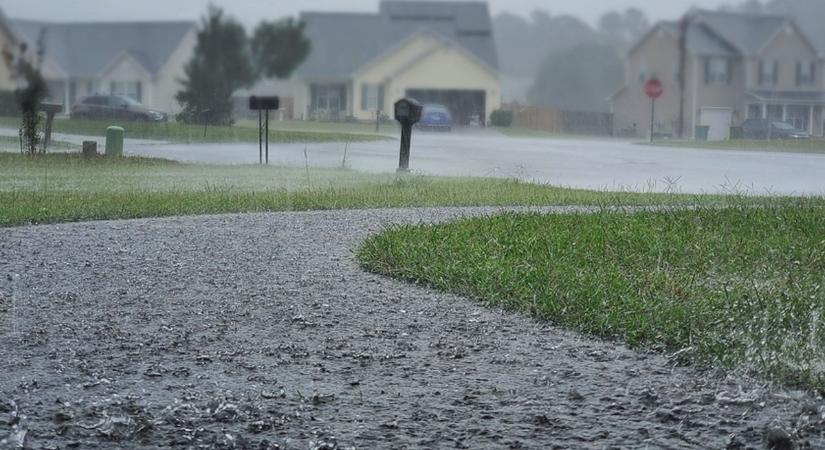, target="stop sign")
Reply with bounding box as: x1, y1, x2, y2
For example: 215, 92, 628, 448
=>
645, 78, 664, 99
